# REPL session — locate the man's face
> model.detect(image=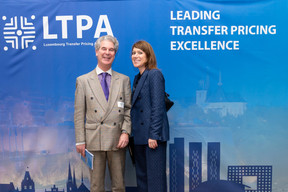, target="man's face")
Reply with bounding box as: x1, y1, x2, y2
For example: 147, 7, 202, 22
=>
96, 40, 116, 69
